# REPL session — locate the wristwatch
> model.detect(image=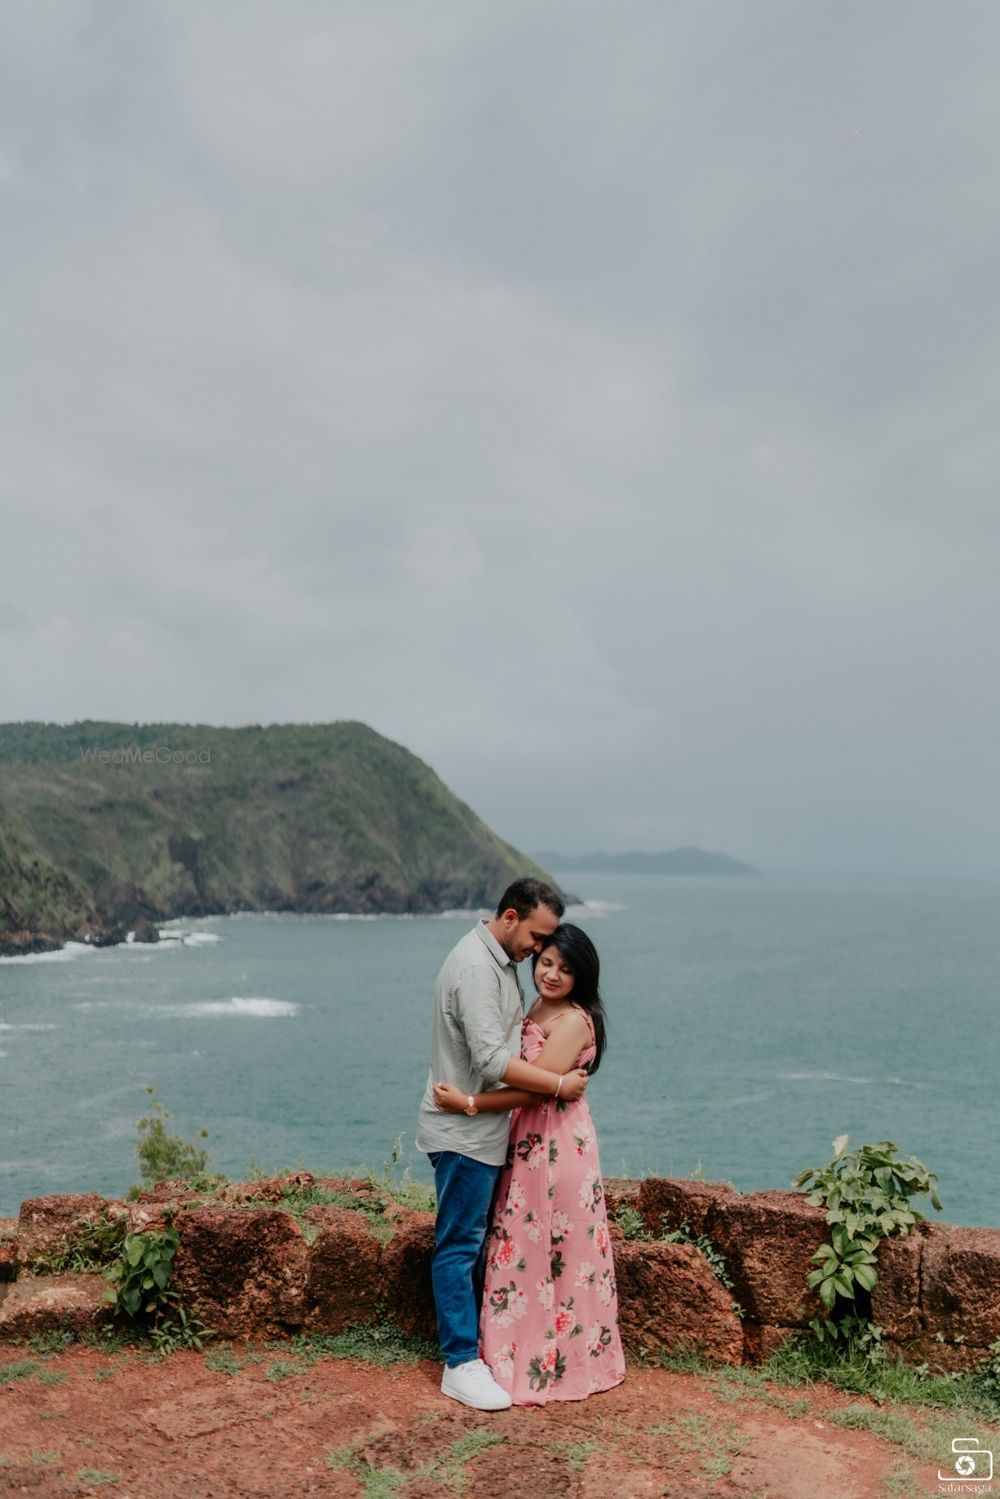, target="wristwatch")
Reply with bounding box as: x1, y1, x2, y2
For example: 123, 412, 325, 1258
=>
464, 1095, 478, 1116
